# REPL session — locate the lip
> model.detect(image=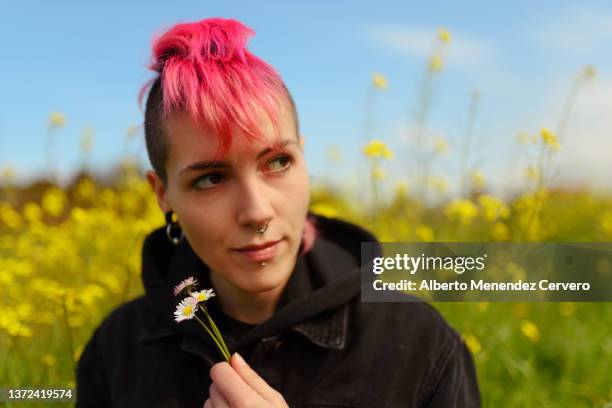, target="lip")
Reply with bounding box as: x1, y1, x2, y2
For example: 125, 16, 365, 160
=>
233, 239, 282, 262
